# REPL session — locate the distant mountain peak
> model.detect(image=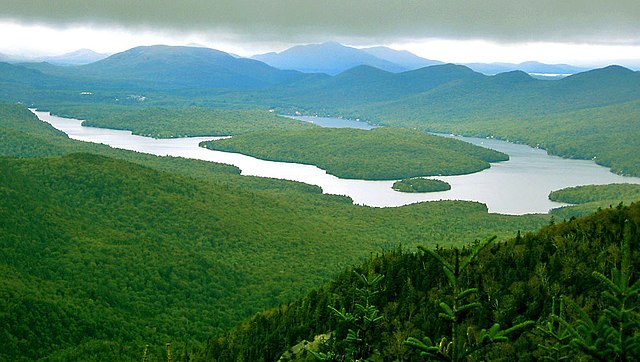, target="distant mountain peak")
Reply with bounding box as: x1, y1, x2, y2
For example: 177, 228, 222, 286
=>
567, 64, 635, 78
251, 42, 407, 75
361, 46, 442, 70
76, 44, 302, 90
464, 61, 587, 76
491, 70, 535, 82
561, 65, 639, 87
599, 64, 635, 73
41, 48, 110, 65
335, 64, 392, 77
